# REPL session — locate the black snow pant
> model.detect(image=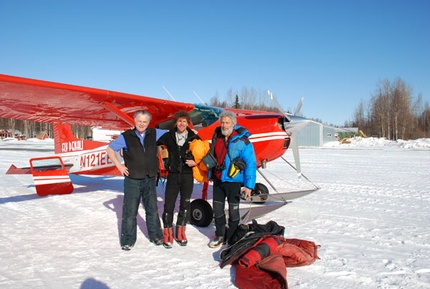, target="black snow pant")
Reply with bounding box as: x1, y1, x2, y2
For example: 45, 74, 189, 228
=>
162, 172, 193, 227
212, 179, 241, 242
